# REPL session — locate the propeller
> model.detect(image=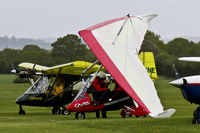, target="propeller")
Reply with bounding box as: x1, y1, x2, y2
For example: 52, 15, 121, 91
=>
11, 63, 17, 74
172, 64, 181, 79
